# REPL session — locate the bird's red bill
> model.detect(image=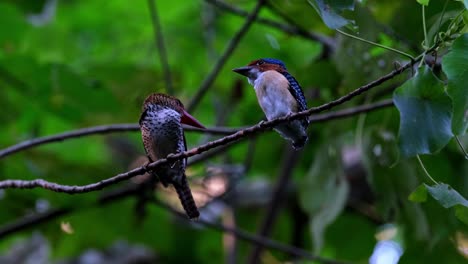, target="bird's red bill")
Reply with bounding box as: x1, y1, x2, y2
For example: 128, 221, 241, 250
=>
181, 110, 205, 129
